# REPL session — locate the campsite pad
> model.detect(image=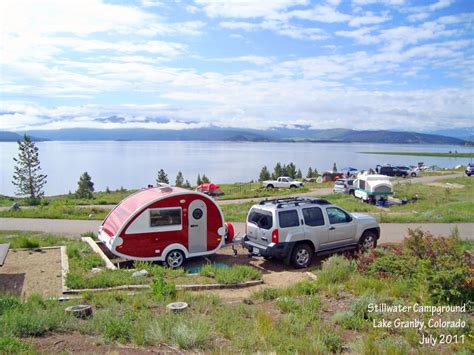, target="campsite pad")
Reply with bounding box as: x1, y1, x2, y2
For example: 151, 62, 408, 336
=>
0, 243, 9, 266
0, 248, 63, 298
